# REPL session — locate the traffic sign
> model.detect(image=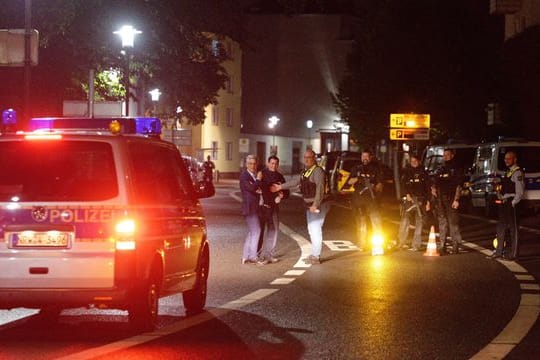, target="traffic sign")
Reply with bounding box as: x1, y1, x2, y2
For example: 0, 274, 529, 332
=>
390, 128, 430, 140
390, 113, 430, 128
